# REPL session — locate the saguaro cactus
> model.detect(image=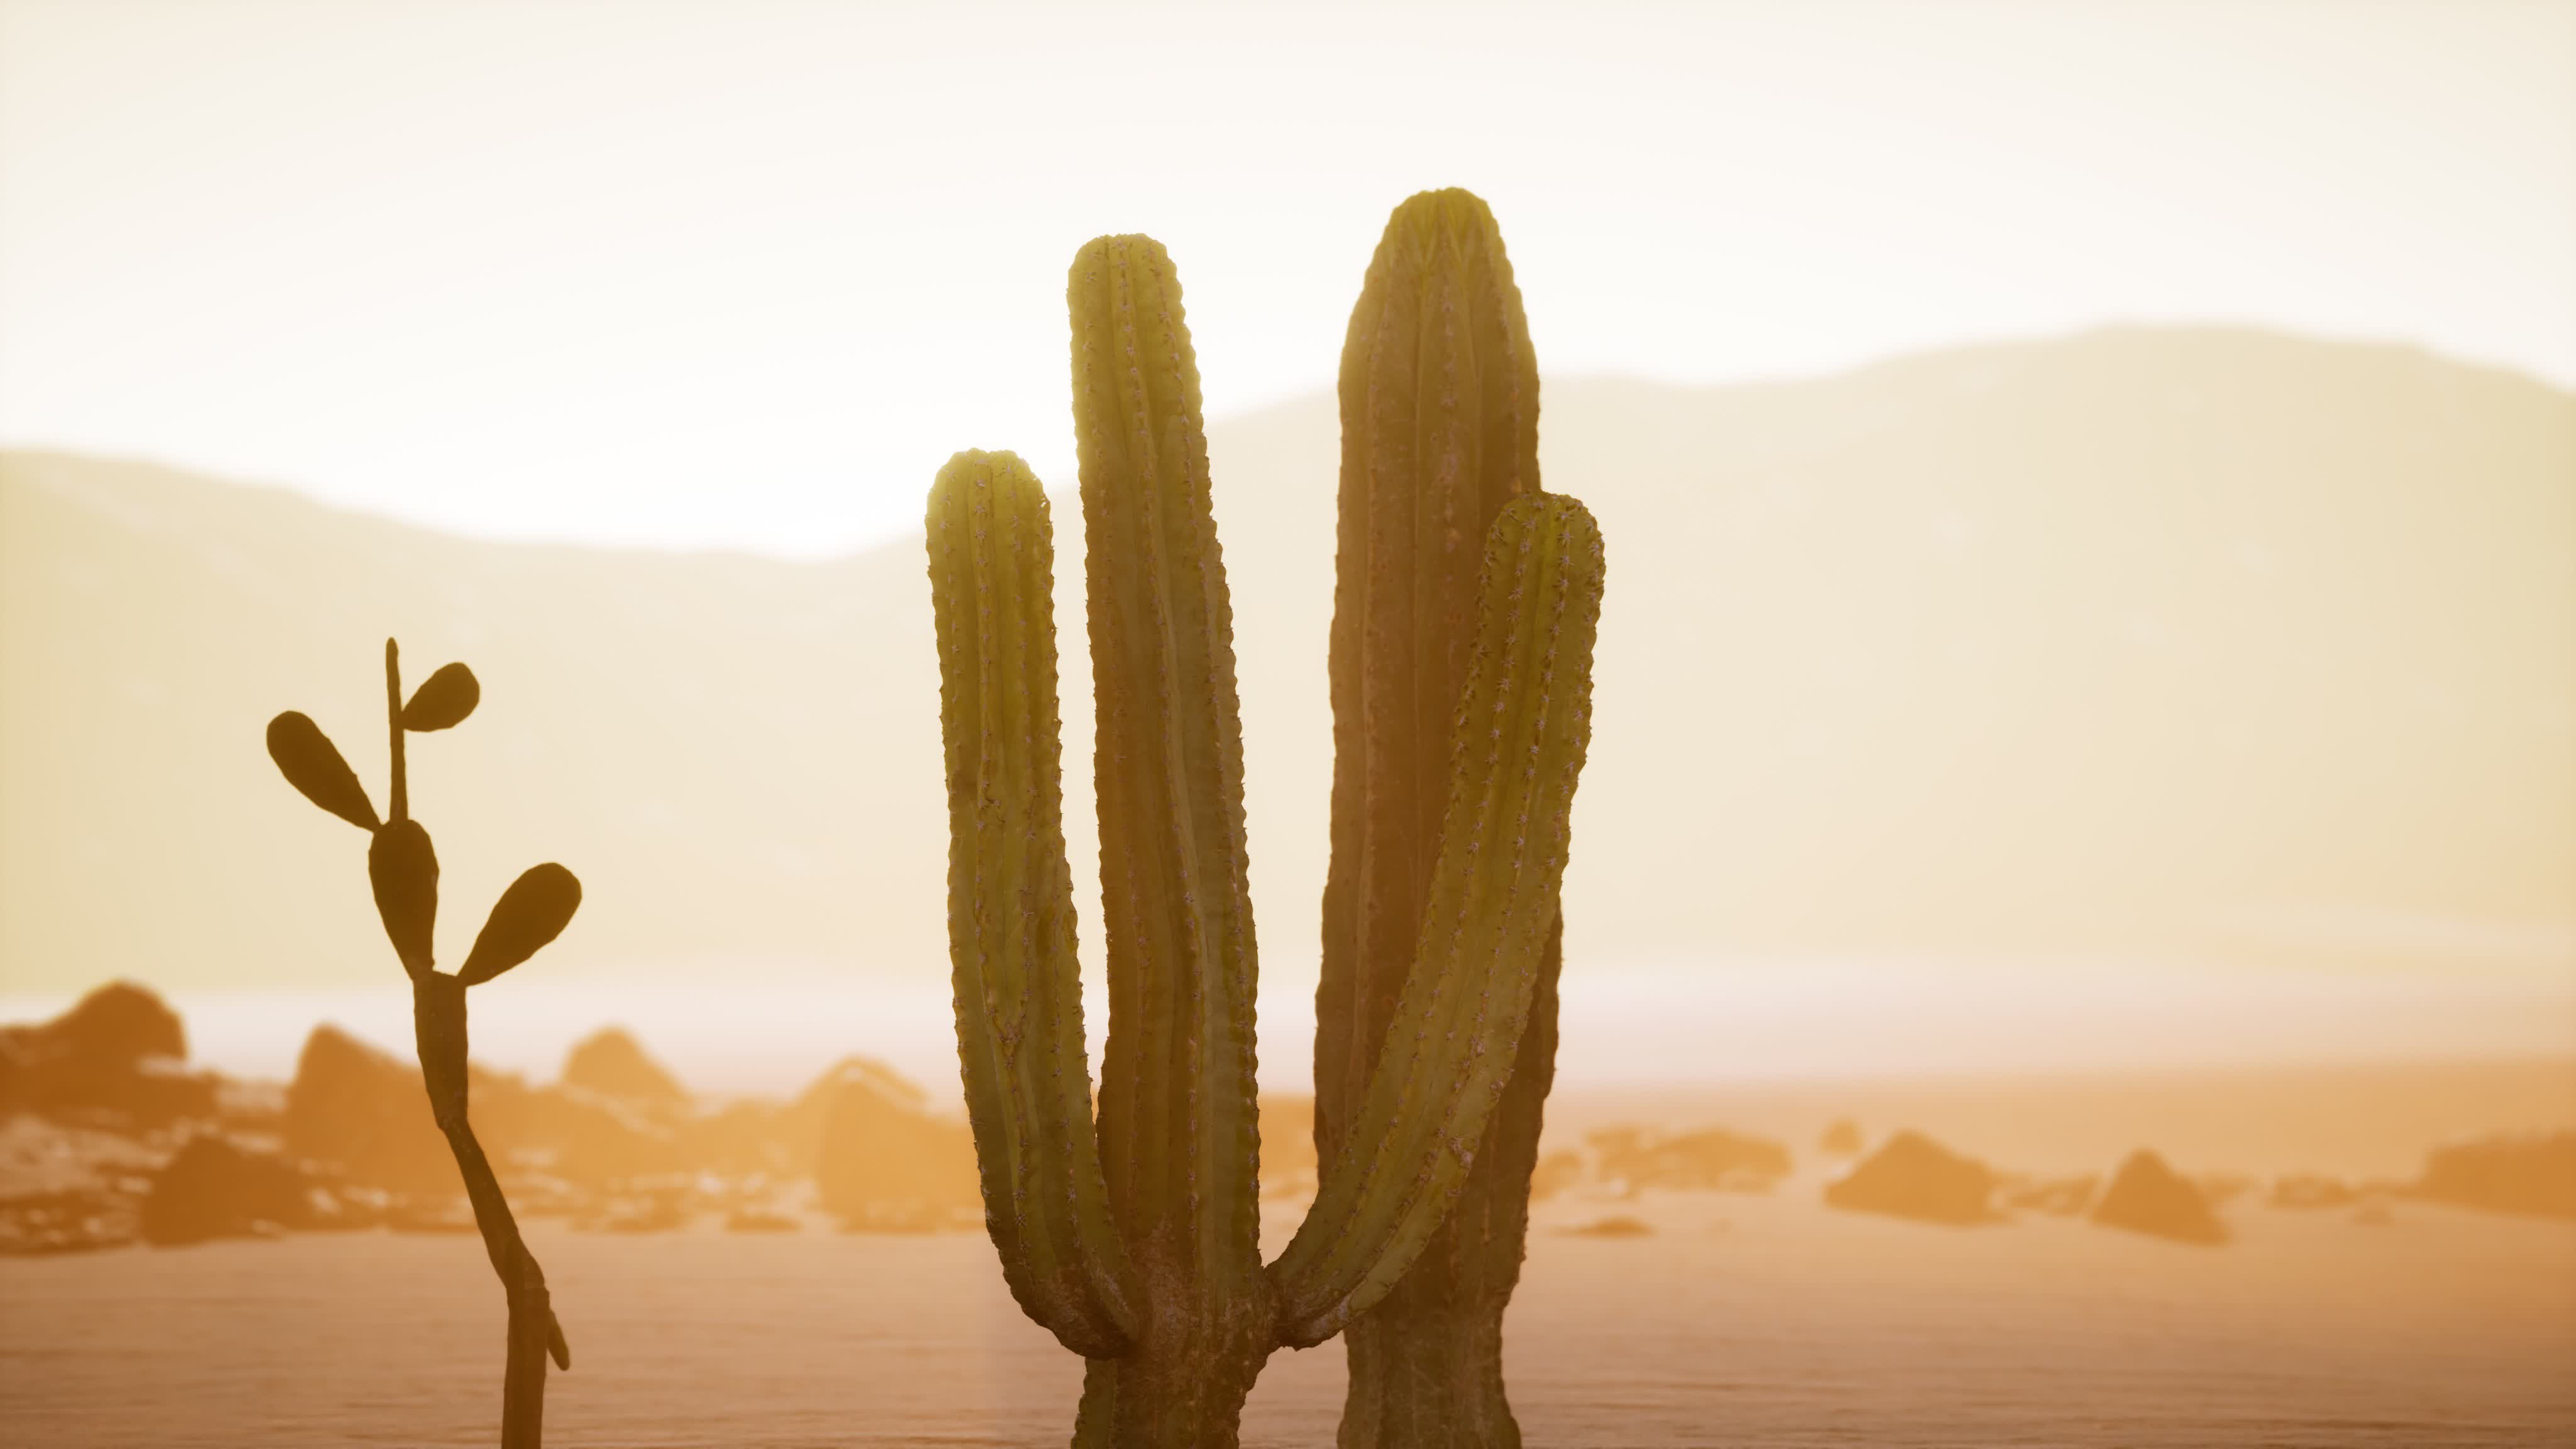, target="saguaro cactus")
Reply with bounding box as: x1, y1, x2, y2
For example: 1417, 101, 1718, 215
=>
266, 641, 579, 1449
926, 233, 1605, 1447
1318, 189, 1559, 1447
